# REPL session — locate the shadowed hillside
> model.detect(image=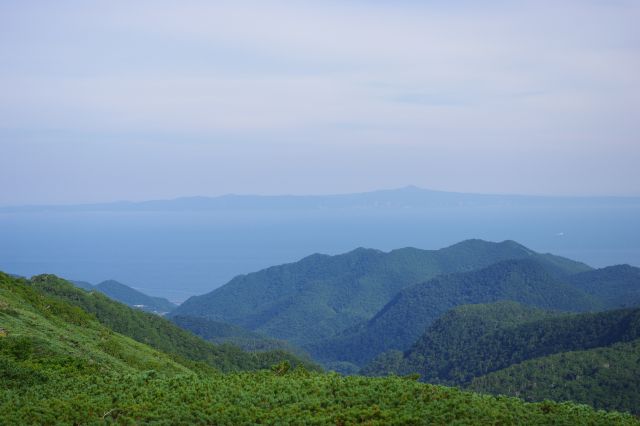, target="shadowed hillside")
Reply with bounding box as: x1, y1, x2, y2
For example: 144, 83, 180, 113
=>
309, 259, 600, 366
172, 239, 590, 347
